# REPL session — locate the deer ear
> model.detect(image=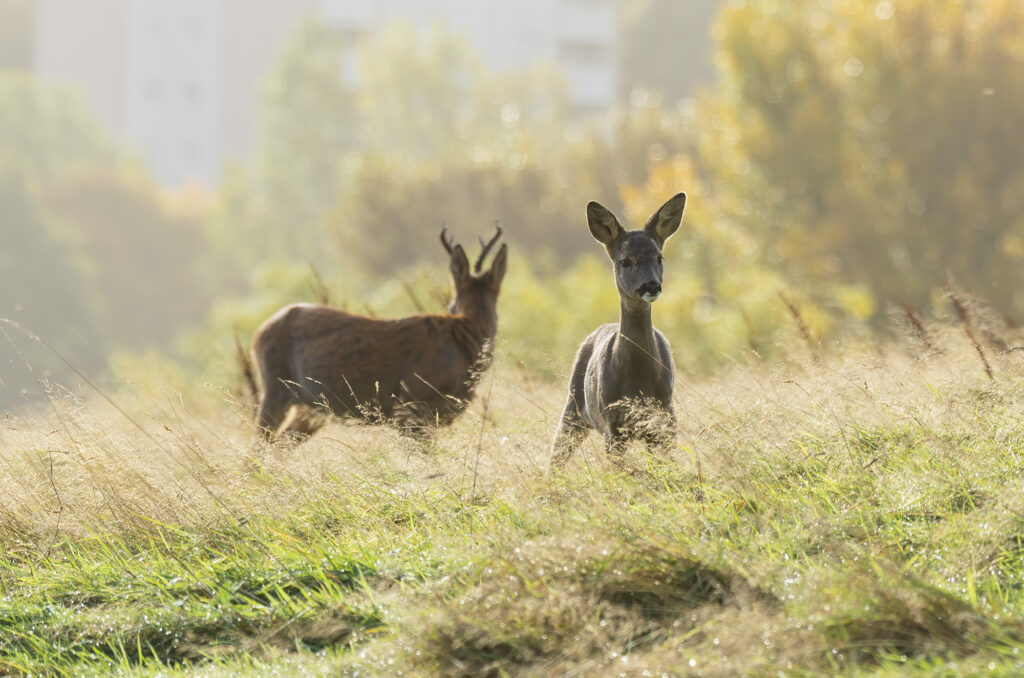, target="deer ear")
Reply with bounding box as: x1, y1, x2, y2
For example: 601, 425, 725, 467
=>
449, 244, 470, 280
587, 201, 624, 246
488, 243, 508, 289
644, 192, 687, 248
